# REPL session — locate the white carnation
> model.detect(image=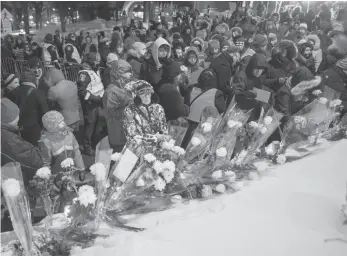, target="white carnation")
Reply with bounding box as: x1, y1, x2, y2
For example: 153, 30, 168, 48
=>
90, 162, 107, 181
248, 172, 259, 180
202, 122, 212, 133
153, 177, 166, 191
276, 154, 286, 165
256, 162, 268, 172
162, 160, 176, 173
318, 97, 328, 104
77, 185, 97, 207
329, 99, 342, 108
162, 169, 175, 183
144, 153, 156, 163
201, 185, 213, 198
260, 126, 268, 134
308, 135, 316, 144
249, 121, 259, 129
227, 120, 242, 128
216, 147, 227, 157
212, 170, 223, 179
172, 146, 185, 156
36, 167, 51, 179
312, 89, 322, 96
153, 161, 164, 174
2, 178, 21, 197
162, 140, 174, 150
215, 184, 226, 193
136, 177, 145, 187
110, 152, 122, 162
231, 181, 243, 191
265, 144, 275, 156
235, 150, 248, 165
191, 137, 201, 146
60, 158, 74, 169
264, 116, 273, 125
